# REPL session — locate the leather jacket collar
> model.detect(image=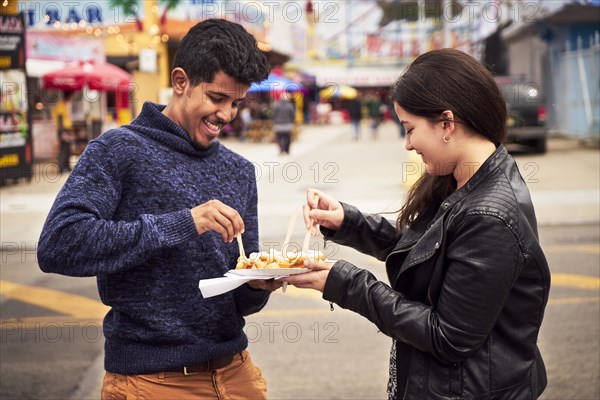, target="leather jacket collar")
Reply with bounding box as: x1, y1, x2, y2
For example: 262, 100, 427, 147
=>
386, 144, 509, 287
